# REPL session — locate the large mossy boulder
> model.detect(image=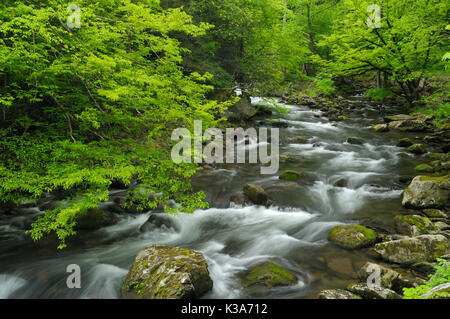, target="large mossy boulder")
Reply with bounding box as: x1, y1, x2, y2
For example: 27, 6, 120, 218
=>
394, 214, 437, 236
407, 144, 427, 154
243, 184, 268, 205
374, 234, 450, 265
397, 138, 414, 148
121, 245, 213, 299
328, 225, 377, 249
402, 176, 450, 209
242, 262, 297, 290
